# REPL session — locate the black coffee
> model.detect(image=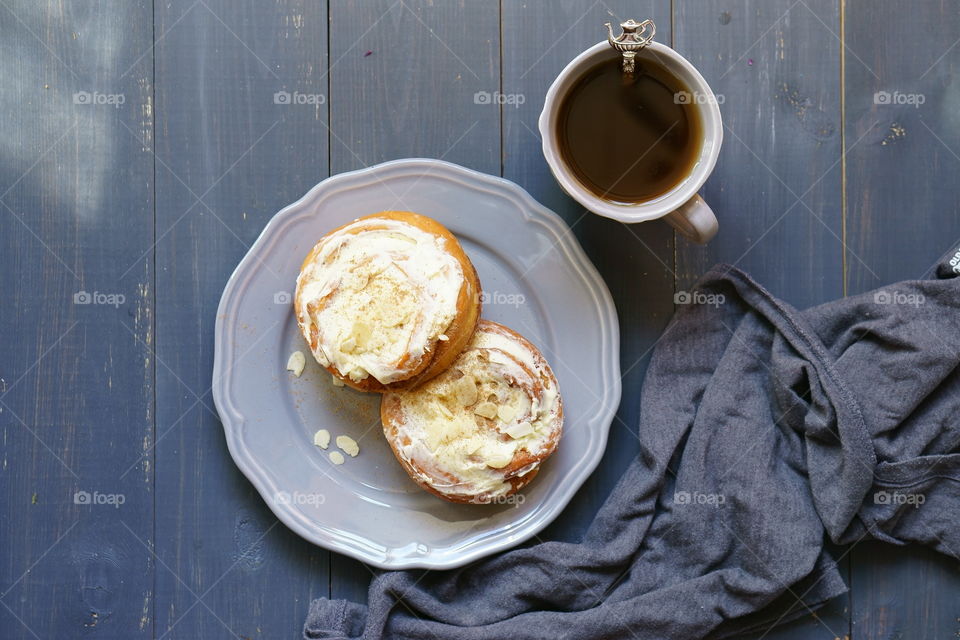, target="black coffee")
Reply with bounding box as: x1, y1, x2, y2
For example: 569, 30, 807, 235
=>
556, 55, 702, 203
